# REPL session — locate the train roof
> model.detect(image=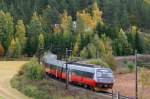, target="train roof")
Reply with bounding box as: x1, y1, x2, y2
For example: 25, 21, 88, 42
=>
43, 53, 112, 73
70, 62, 95, 68
68, 64, 95, 73
46, 59, 65, 67
44, 58, 112, 73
